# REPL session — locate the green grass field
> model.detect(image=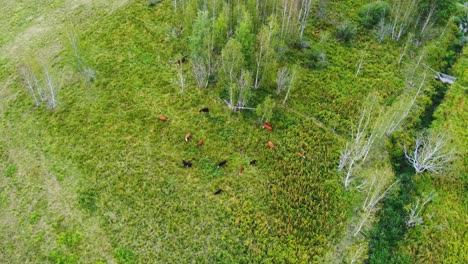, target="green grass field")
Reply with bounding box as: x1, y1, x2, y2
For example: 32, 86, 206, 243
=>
1, 0, 466, 263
